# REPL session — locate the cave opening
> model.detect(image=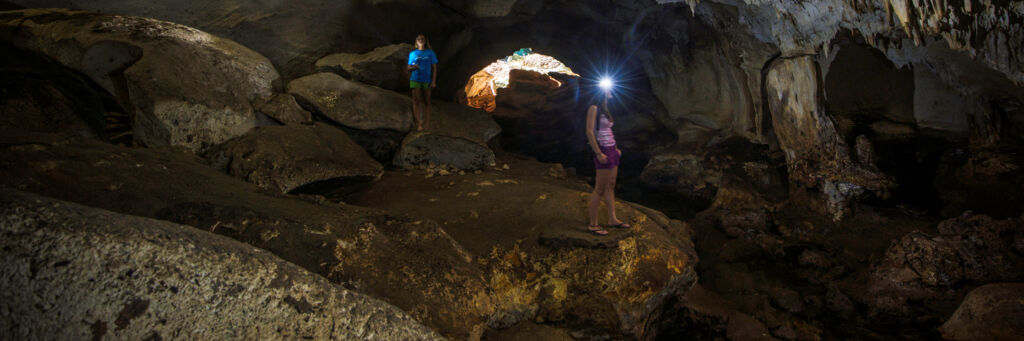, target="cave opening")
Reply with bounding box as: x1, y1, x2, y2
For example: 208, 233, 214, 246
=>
460, 47, 578, 113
